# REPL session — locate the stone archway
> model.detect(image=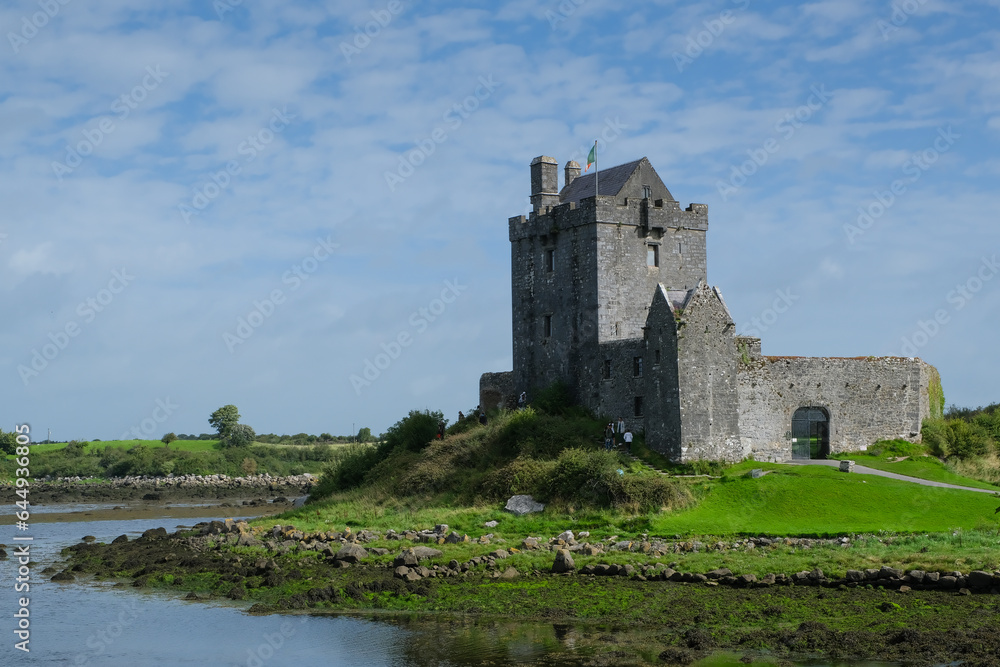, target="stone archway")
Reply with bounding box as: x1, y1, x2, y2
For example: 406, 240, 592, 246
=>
791, 406, 830, 459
